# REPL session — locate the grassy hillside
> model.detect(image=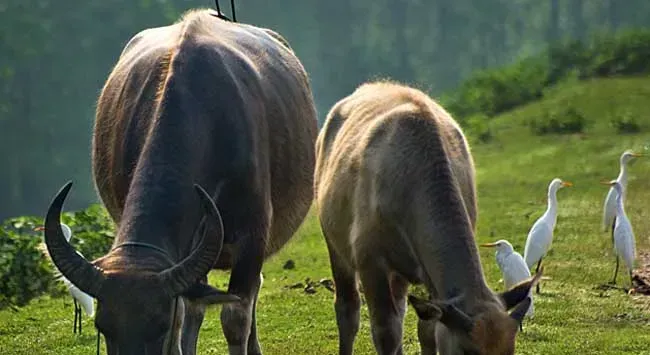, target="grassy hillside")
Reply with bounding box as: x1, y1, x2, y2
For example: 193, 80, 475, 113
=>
1, 77, 650, 354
